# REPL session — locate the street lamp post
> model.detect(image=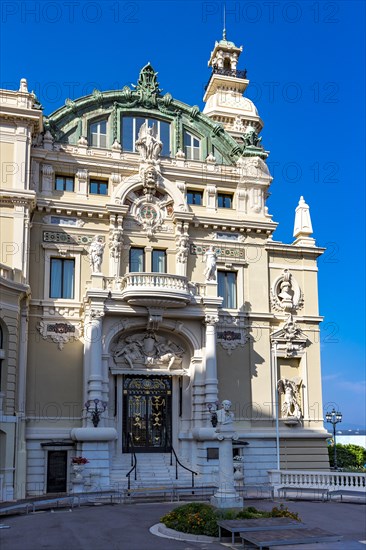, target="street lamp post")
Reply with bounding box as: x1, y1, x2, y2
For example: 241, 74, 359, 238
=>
326, 408, 342, 469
